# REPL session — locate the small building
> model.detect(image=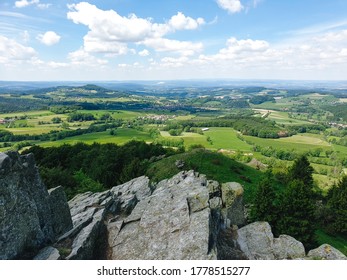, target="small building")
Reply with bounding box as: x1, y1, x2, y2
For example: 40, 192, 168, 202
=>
202, 128, 209, 131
